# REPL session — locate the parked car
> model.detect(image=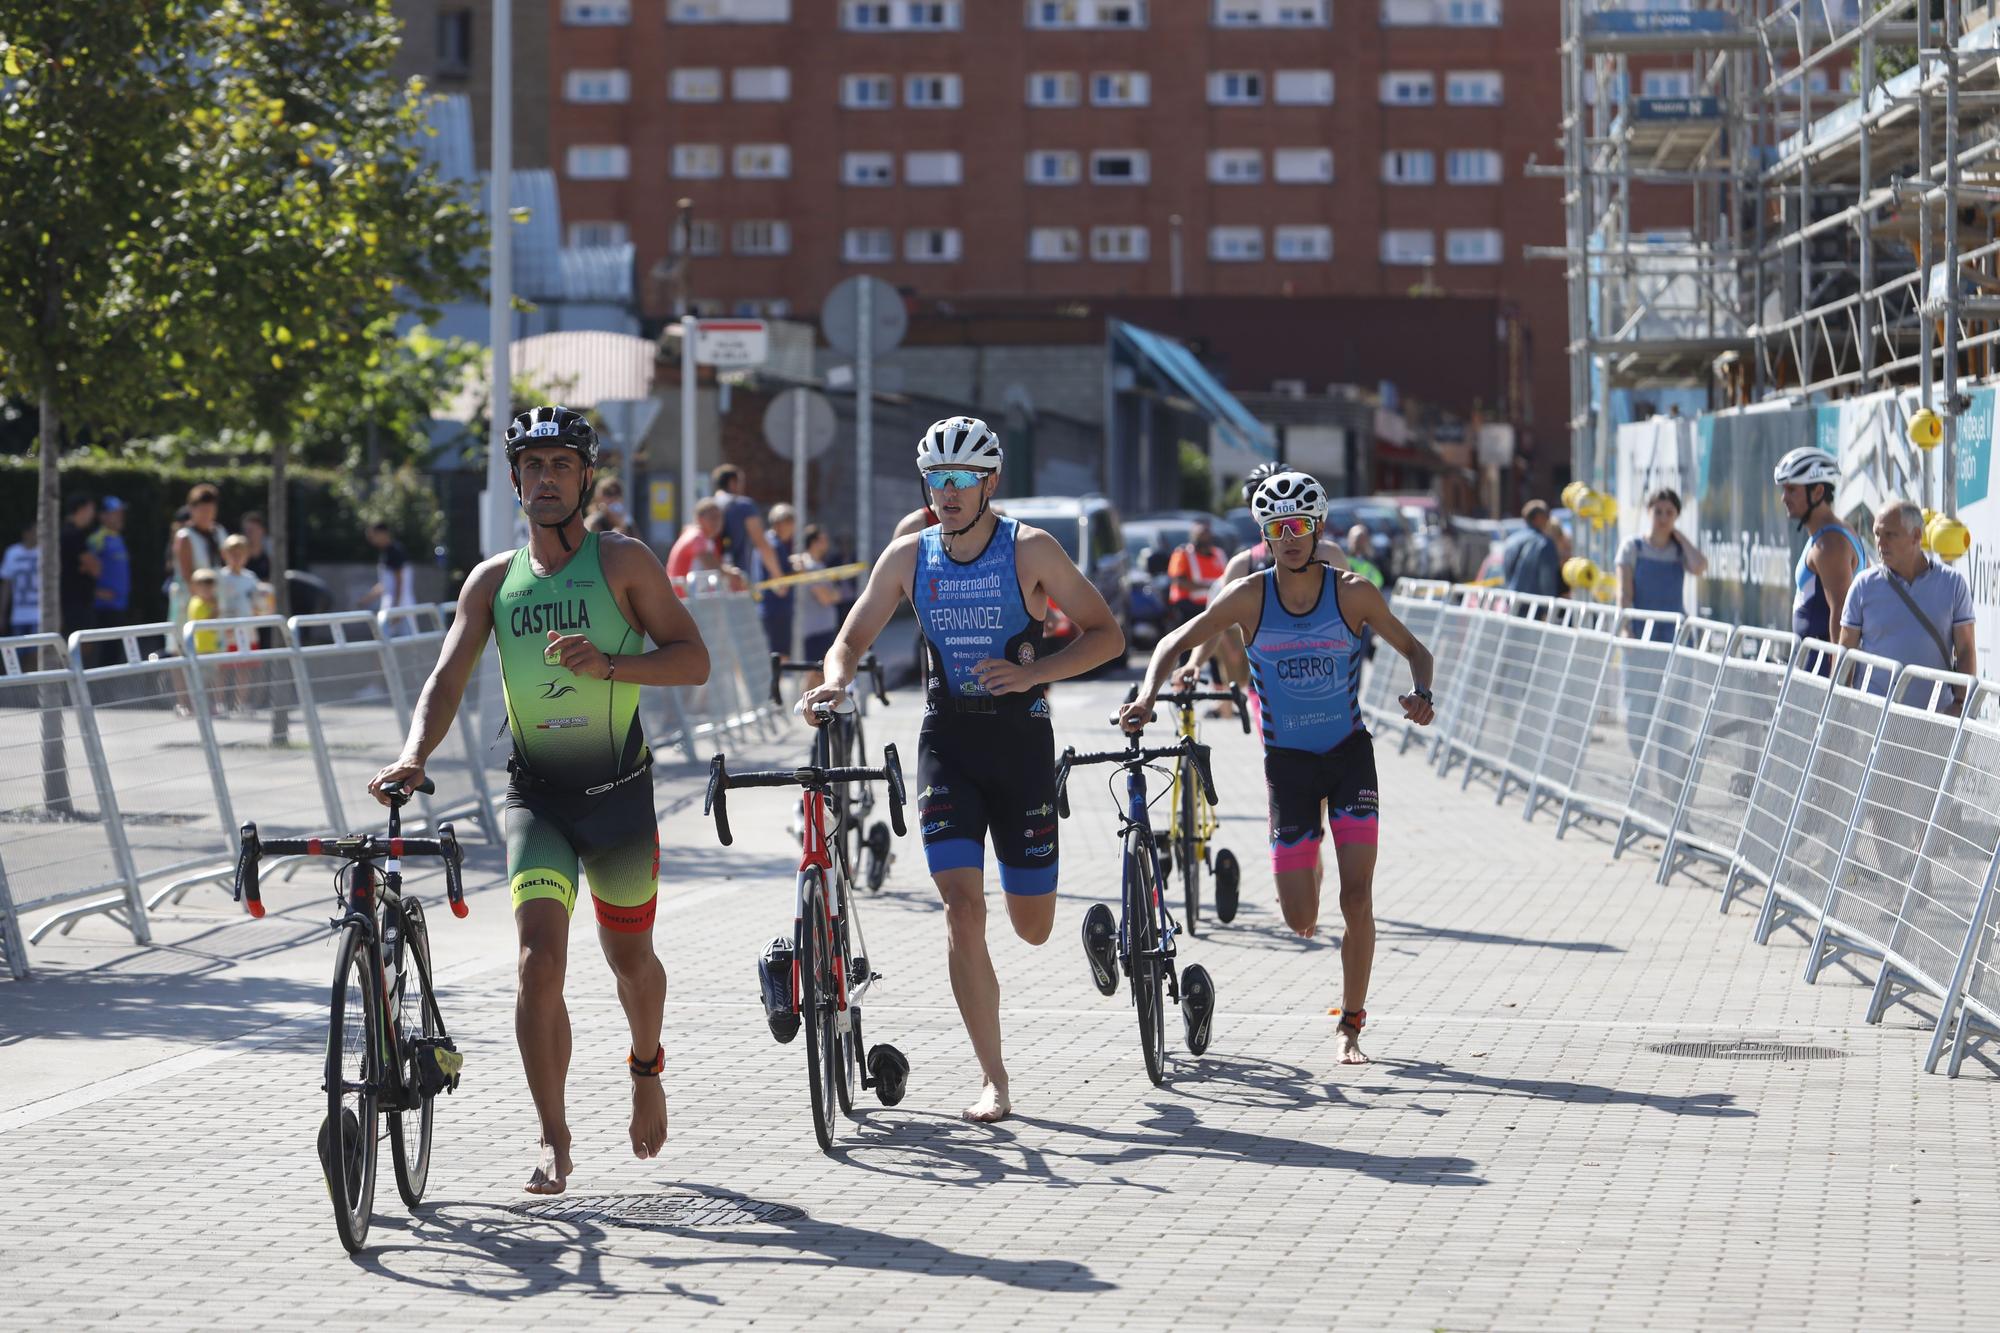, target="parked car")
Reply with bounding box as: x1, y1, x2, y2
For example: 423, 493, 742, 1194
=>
1002, 494, 1132, 664
1121, 516, 1241, 647
1374, 494, 1459, 581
